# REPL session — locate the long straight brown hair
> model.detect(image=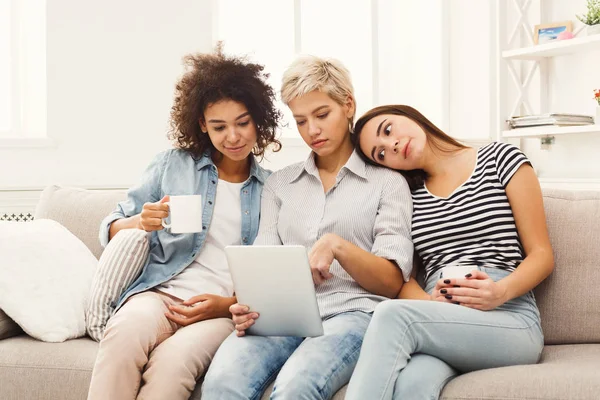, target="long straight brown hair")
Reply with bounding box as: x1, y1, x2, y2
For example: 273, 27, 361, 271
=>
352, 105, 467, 190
